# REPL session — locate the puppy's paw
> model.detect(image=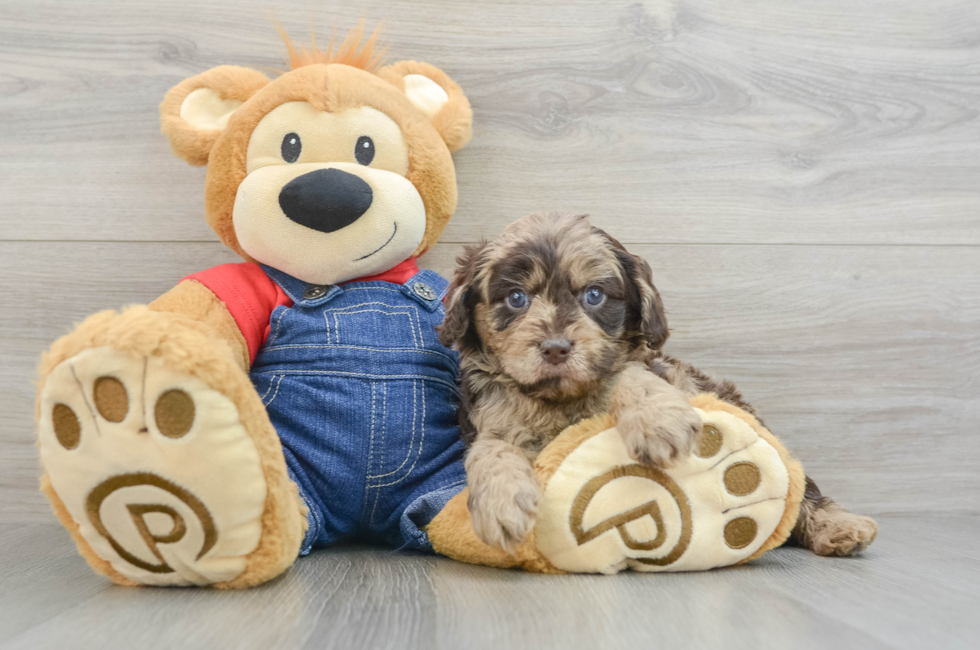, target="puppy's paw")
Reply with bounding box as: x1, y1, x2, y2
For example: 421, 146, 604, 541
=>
468, 473, 540, 552
616, 393, 702, 468
810, 510, 879, 557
